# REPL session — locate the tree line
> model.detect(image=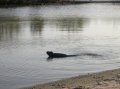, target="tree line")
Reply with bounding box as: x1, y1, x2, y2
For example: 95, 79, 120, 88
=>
0, 0, 65, 6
